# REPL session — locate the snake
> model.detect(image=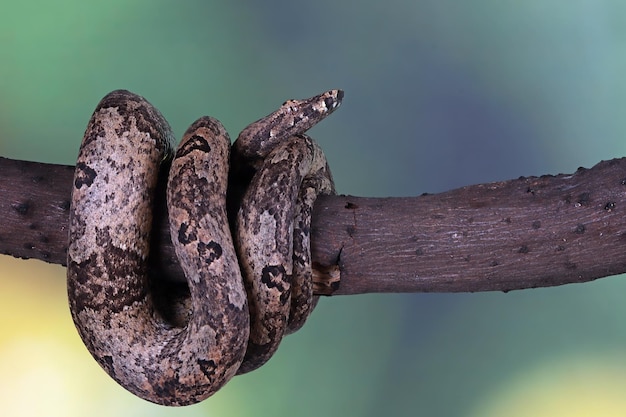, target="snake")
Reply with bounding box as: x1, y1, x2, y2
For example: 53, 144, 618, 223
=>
67, 89, 342, 405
